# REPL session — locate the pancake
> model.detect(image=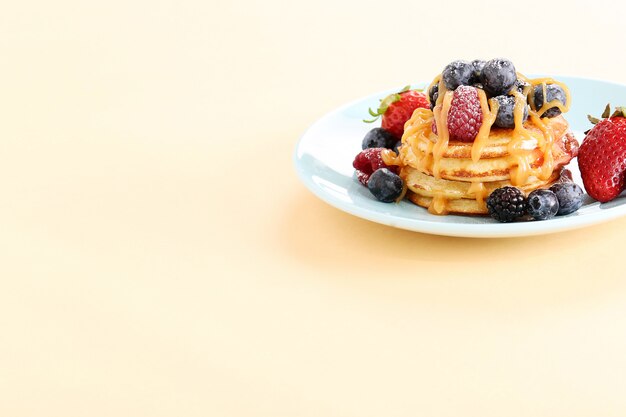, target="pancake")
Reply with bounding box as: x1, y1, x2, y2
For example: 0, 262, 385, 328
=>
386, 107, 579, 216
400, 166, 562, 201
398, 114, 578, 182
377, 71, 578, 216
402, 168, 563, 215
